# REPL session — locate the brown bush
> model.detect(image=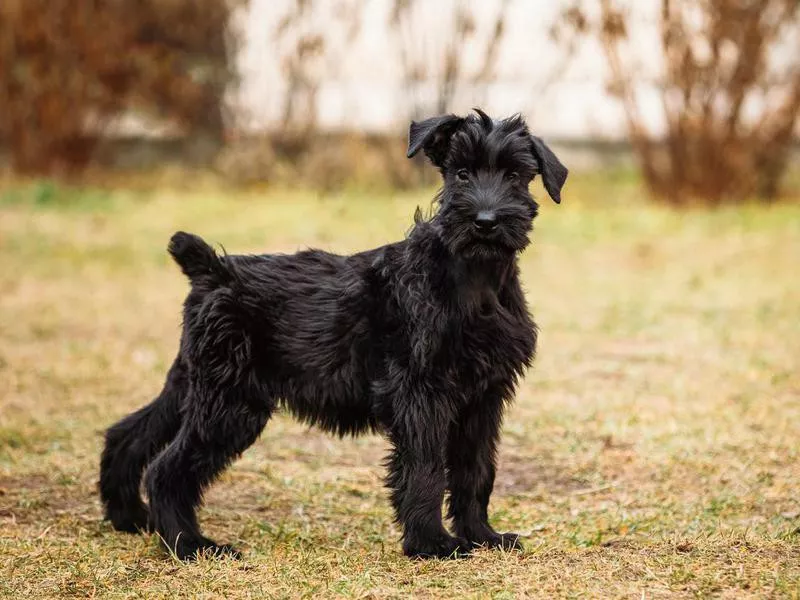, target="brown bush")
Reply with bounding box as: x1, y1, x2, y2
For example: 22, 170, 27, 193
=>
556, 0, 800, 204
215, 133, 422, 192
0, 0, 243, 175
